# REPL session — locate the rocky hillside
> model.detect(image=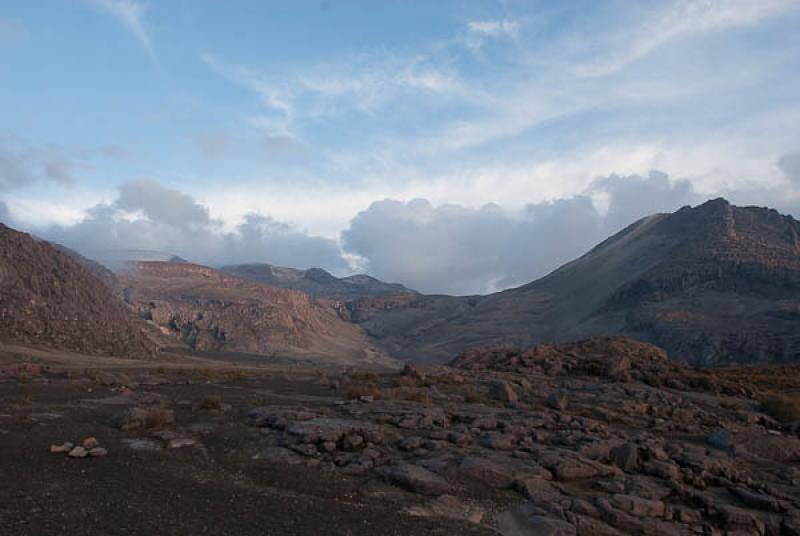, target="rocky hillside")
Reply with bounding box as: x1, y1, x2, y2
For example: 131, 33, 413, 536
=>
245, 335, 800, 535
358, 199, 800, 365
118, 261, 394, 367
0, 223, 156, 358
221, 263, 416, 299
